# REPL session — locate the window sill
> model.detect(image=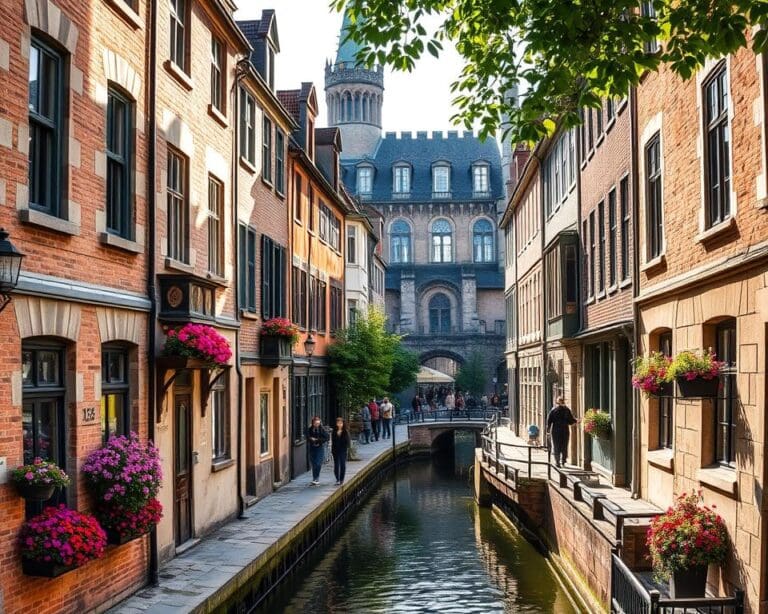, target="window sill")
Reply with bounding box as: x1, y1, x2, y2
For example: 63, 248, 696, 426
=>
596, 133, 605, 147
19, 208, 80, 236
647, 448, 674, 472
640, 253, 666, 273
205, 272, 228, 287
262, 177, 274, 190
694, 217, 736, 245
106, 0, 144, 28
275, 189, 286, 200
293, 218, 303, 226
595, 290, 606, 300
240, 310, 259, 321
619, 277, 633, 289
164, 257, 194, 274
99, 232, 142, 254
606, 117, 616, 133
697, 465, 737, 497
164, 60, 194, 91
207, 104, 228, 128
584, 296, 595, 306
211, 458, 235, 473
606, 283, 618, 296
239, 156, 257, 174
757, 197, 768, 210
